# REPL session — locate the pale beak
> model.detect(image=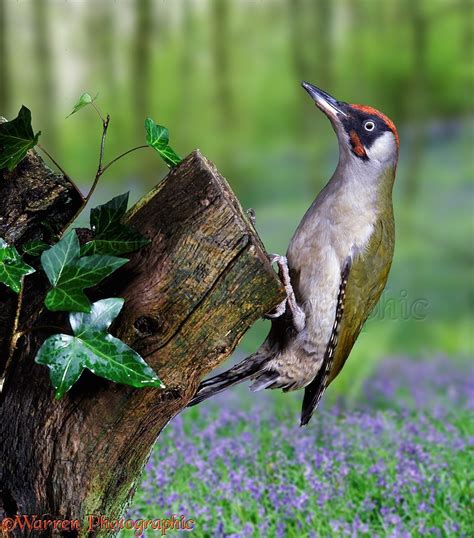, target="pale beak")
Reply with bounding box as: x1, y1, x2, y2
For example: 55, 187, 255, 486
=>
301, 81, 347, 120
